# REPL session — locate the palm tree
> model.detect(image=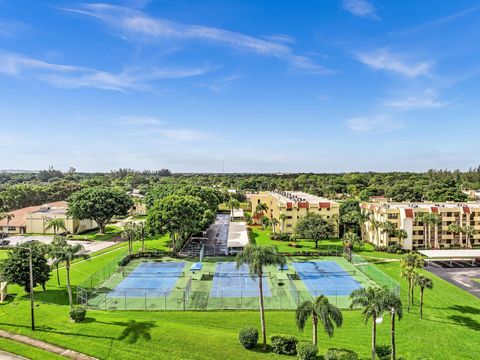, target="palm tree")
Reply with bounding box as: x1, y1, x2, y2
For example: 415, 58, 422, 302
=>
45, 218, 67, 235
358, 211, 370, 241
394, 229, 408, 248
400, 253, 424, 310
429, 214, 441, 249
1, 212, 15, 235
415, 274, 433, 319
462, 225, 475, 249
295, 295, 343, 347
448, 223, 462, 248
382, 289, 403, 360
227, 197, 240, 220
381, 221, 397, 244
270, 218, 279, 235
350, 286, 388, 360
369, 219, 382, 246
416, 213, 429, 249
255, 203, 268, 216
279, 213, 288, 234
236, 245, 286, 351
123, 222, 140, 255
49, 236, 66, 286
261, 216, 269, 230
52, 236, 90, 308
